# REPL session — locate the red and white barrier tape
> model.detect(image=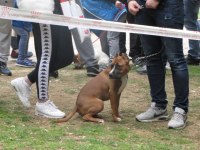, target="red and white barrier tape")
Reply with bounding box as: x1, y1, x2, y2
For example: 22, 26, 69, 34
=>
0, 5, 200, 40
